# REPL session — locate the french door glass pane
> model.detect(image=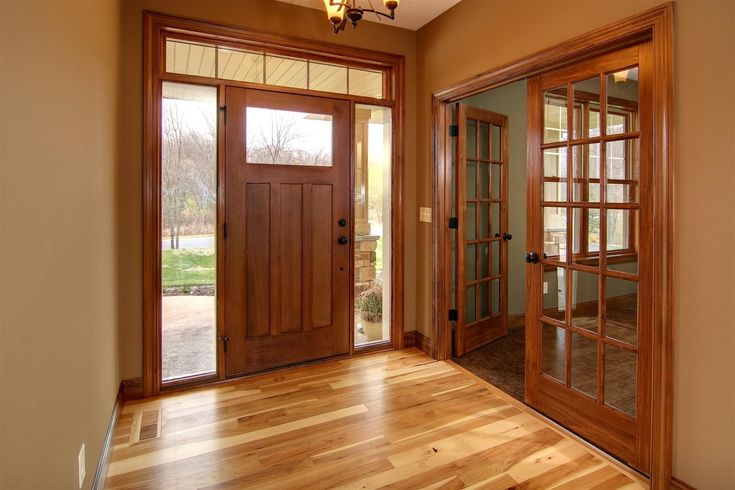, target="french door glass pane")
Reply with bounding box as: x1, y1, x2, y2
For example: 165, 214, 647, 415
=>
478, 242, 489, 279
542, 323, 566, 382
466, 204, 476, 240
479, 203, 490, 239
161, 82, 218, 381
466, 244, 476, 282
467, 120, 477, 158
571, 271, 599, 333
571, 333, 598, 398
491, 240, 500, 276
542, 267, 566, 322
479, 121, 490, 159
491, 203, 501, 237
606, 66, 638, 135
491, 164, 502, 200
544, 87, 568, 143
606, 139, 639, 203
604, 344, 637, 416
479, 281, 489, 318
466, 286, 476, 323
491, 125, 501, 161
573, 76, 600, 139
543, 207, 567, 259
572, 143, 600, 202
607, 209, 632, 251
478, 162, 490, 198
467, 161, 477, 198
354, 105, 392, 346
605, 277, 638, 346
